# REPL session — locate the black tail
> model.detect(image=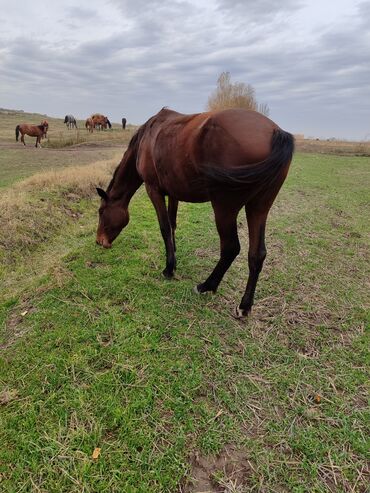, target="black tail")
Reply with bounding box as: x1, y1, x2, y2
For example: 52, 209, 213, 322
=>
204, 128, 295, 192
107, 119, 112, 129
15, 125, 20, 141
